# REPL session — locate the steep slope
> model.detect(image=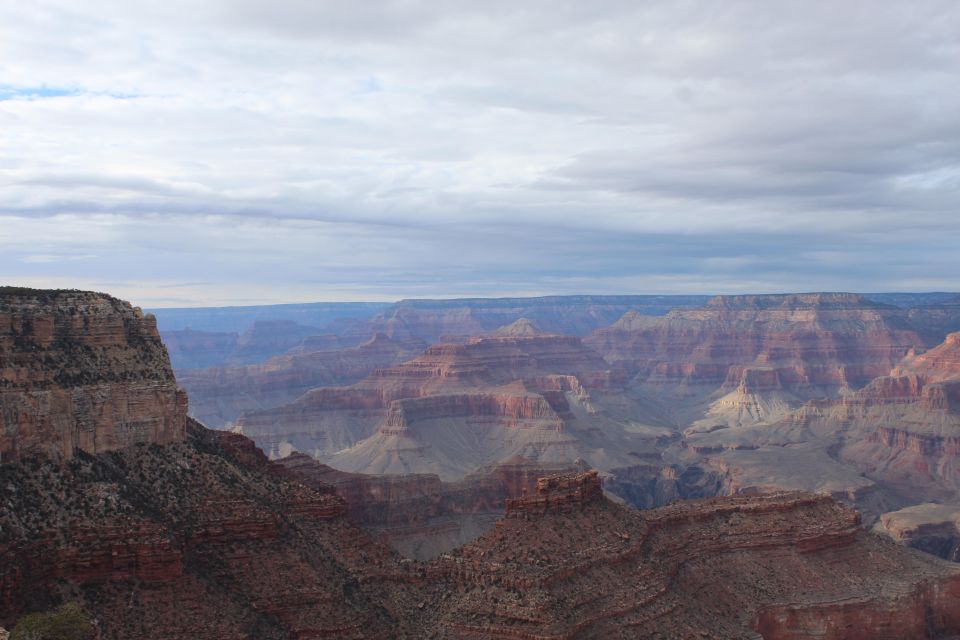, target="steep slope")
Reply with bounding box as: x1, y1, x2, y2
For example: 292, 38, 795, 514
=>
0, 288, 186, 462
636, 330, 960, 535
0, 421, 402, 639
796, 331, 960, 503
